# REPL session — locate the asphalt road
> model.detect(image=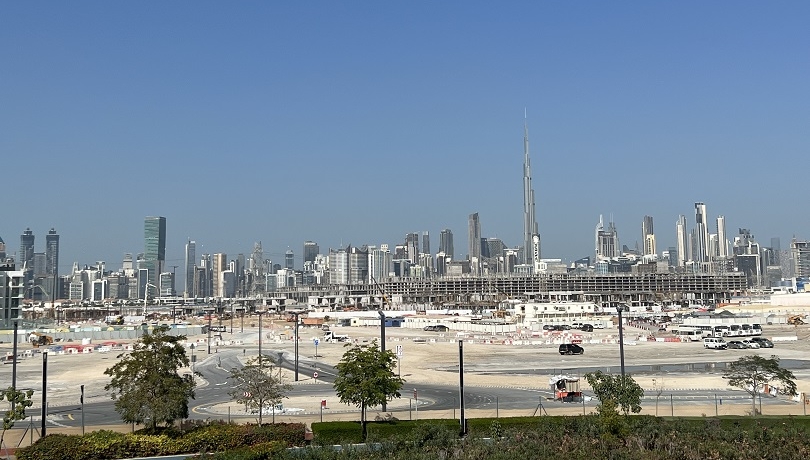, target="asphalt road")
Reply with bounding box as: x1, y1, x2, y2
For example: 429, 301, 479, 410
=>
34, 345, 794, 428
